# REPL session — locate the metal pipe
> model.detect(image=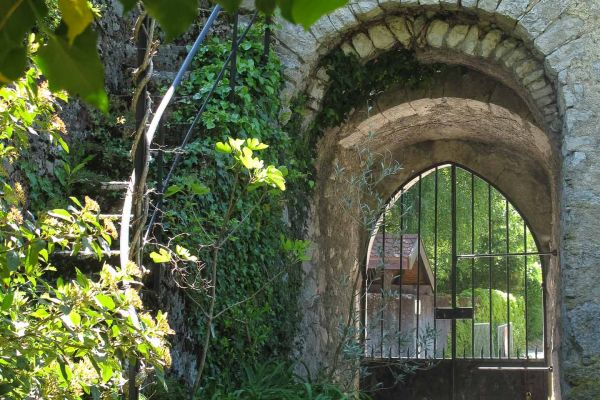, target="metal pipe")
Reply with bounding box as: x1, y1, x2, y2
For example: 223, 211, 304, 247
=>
471, 172, 475, 359
143, 11, 259, 242
120, 5, 222, 268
